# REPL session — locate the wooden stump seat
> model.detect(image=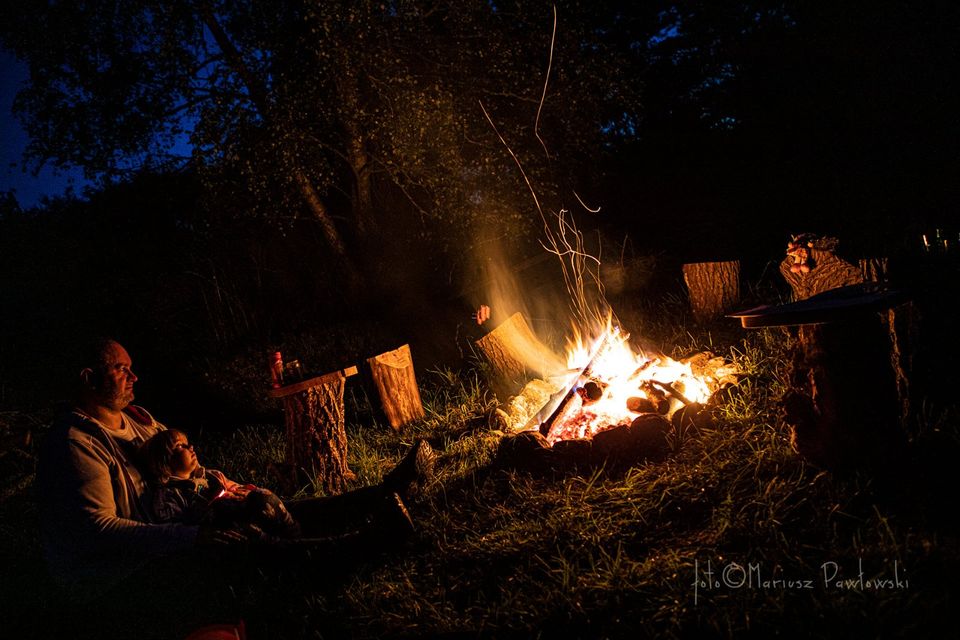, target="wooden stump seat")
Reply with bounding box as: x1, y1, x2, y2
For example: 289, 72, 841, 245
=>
474, 312, 557, 401
682, 260, 741, 322
365, 344, 425, 429
267, 366, 358, 495
731, 284, 910, 469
